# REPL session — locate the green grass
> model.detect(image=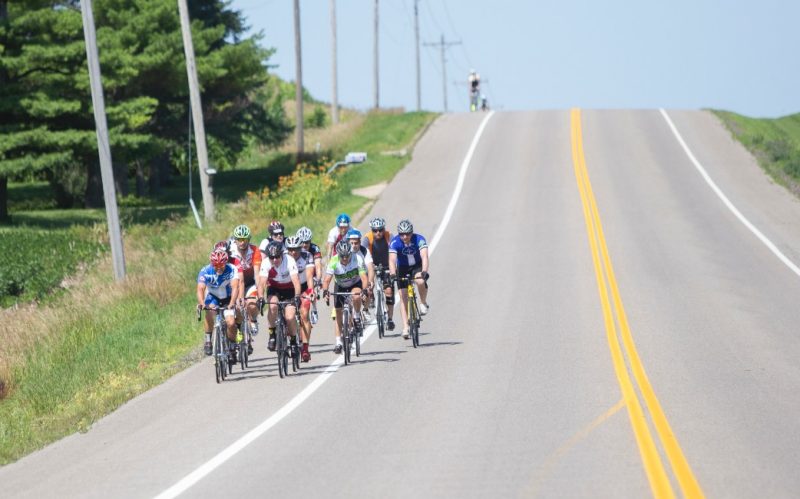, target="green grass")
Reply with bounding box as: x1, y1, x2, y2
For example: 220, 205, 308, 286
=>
712, 110, 800, 192
0, 109, 437, 464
